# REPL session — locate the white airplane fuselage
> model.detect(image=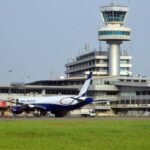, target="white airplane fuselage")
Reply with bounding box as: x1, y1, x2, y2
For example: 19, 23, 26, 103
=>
17, 95, 92, 109
11, 95, 93, 116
